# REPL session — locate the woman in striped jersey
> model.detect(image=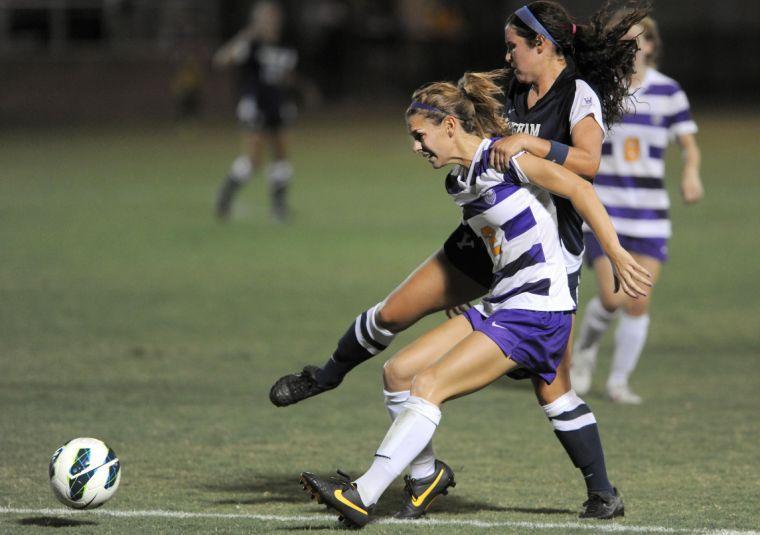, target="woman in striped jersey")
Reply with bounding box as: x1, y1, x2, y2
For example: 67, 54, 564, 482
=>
570, 17, 704, 404
299, 71, 651, 528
